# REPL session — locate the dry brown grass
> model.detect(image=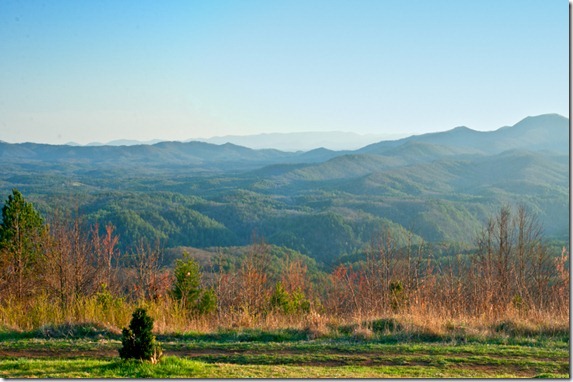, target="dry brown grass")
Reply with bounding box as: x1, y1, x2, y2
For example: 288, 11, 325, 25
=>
0, 292, 568, 342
